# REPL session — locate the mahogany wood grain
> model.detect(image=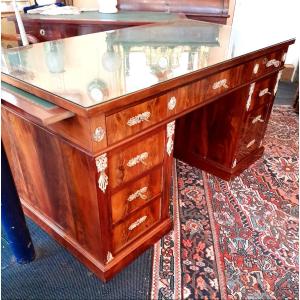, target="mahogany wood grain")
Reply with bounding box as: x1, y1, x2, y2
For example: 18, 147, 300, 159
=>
174, 90, 246, 170
159, 84, 196, 117
111, 166, 162, 224
21, 198, 172, 282
247, 76, 277, 111
112, 197, 161, 253
1, 107, 103, 261
1, 108, 29, 200
1, 33, 295, 281
49, 112, 107, 154
108, 129, 165, 188
183, 146, 265, 181
106, 97, 166, 145
186, 14, 228, 24
202, 65, 244, 100
9, 11, 185, 43
46, 115, 94, 153
174, 72, 279, 180
236, 104, 271, 162
103, 218, 172, 281
11, 20, 128, 43
244, 48, 287, 82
